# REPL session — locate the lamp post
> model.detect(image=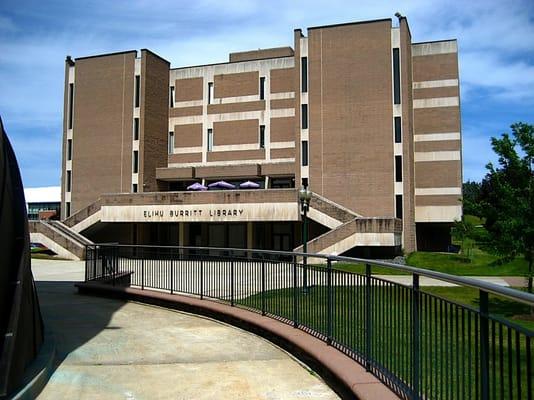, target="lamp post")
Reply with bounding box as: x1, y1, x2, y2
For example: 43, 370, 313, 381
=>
299, 185, 312, 289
